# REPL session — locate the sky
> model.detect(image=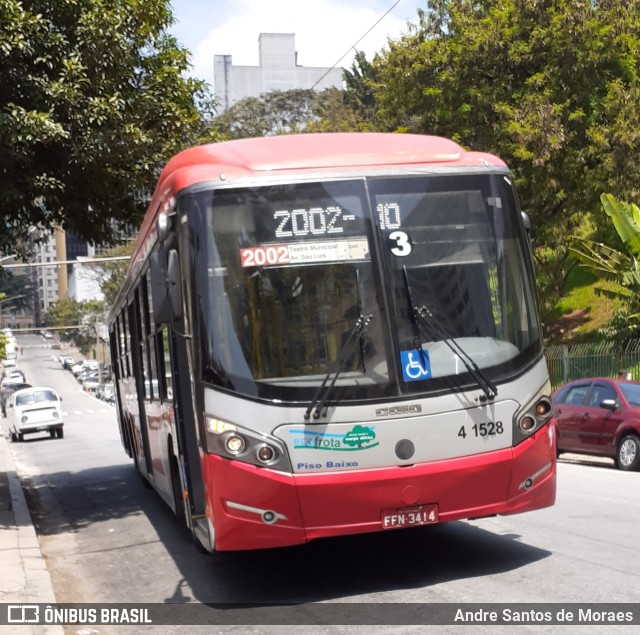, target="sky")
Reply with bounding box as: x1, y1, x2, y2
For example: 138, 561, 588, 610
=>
168, 0, 424, 89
